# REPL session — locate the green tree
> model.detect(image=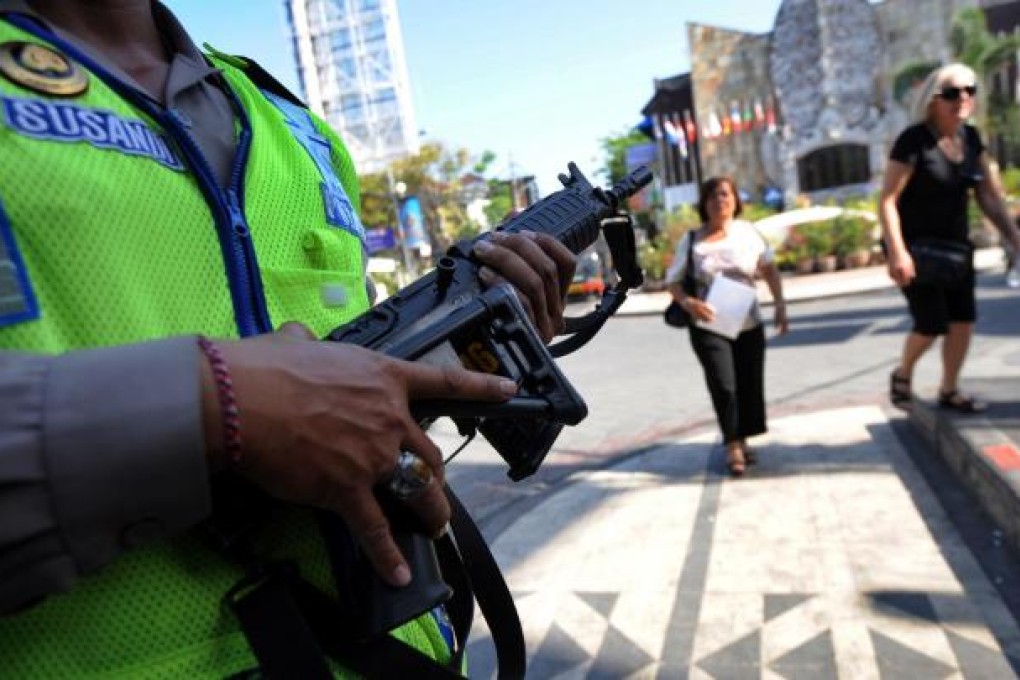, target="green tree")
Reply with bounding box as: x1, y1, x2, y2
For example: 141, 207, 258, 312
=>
949, 8, 1020, 161
483, 178, 514, 228
892, 60, 940, 104
598, 127, 652, 184
951, 8, 1008, 73
359, 143, 498, 260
